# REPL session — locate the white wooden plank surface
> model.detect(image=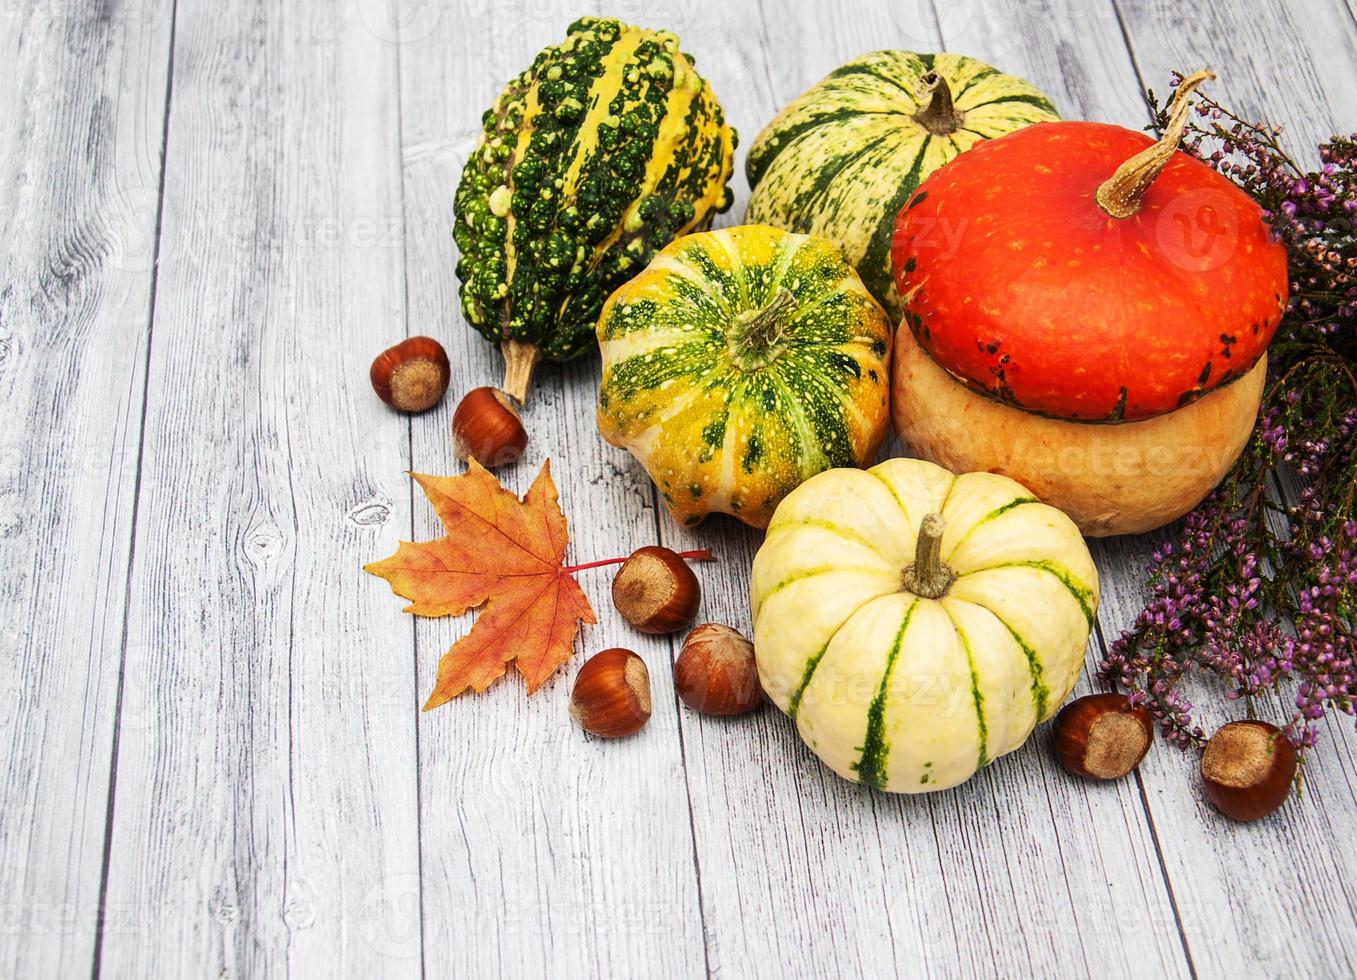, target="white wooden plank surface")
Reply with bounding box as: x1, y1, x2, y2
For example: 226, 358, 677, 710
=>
654, 2, 1191, 977
396, 3, 707, 975
95, 1, 421, 976
0, 3, 173, 977
2, 0, 1356, 978
1084, 3, 1357, 976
